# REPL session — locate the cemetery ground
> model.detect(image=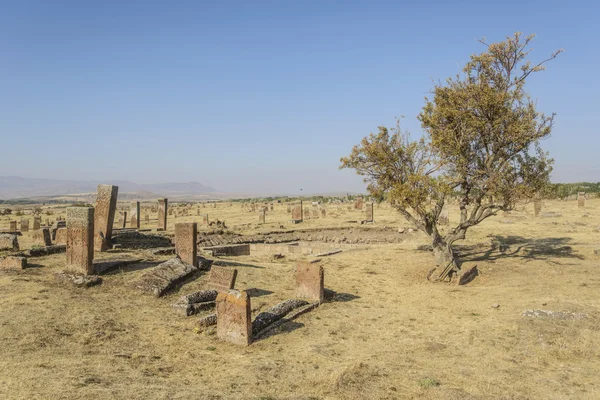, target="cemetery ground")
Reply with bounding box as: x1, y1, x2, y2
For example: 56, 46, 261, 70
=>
1, 199, 599, 399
